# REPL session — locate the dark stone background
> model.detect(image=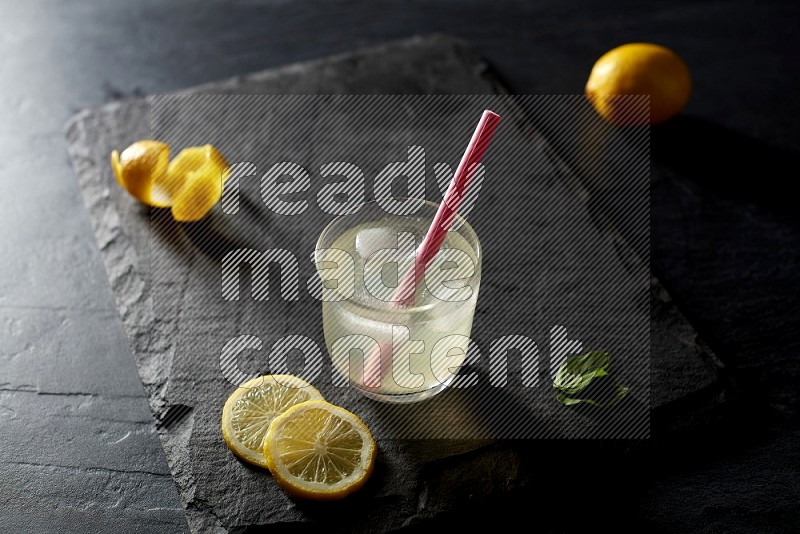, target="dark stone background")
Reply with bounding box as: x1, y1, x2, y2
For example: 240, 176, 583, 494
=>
1, 1, 798, 532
